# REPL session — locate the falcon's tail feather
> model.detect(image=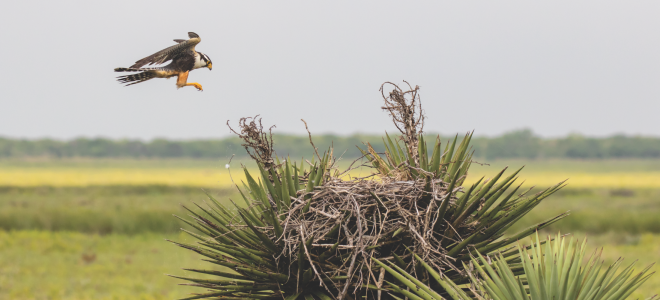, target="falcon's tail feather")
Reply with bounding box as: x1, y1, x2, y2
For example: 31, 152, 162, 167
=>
114, 67, 161, 72
115, 69, 157, 86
